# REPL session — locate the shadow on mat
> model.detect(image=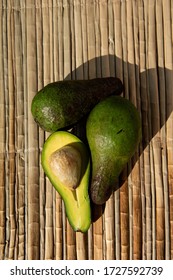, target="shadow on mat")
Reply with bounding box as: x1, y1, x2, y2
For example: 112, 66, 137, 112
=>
64, 55, 173, 223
